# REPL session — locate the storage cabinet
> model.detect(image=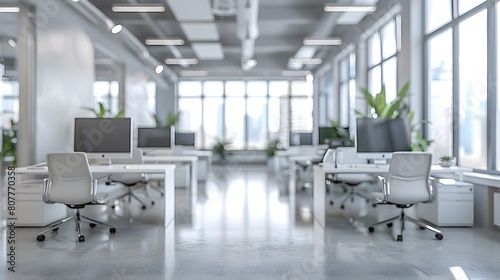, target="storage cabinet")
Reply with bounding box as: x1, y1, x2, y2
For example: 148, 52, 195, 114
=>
419, 178, 474, 227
